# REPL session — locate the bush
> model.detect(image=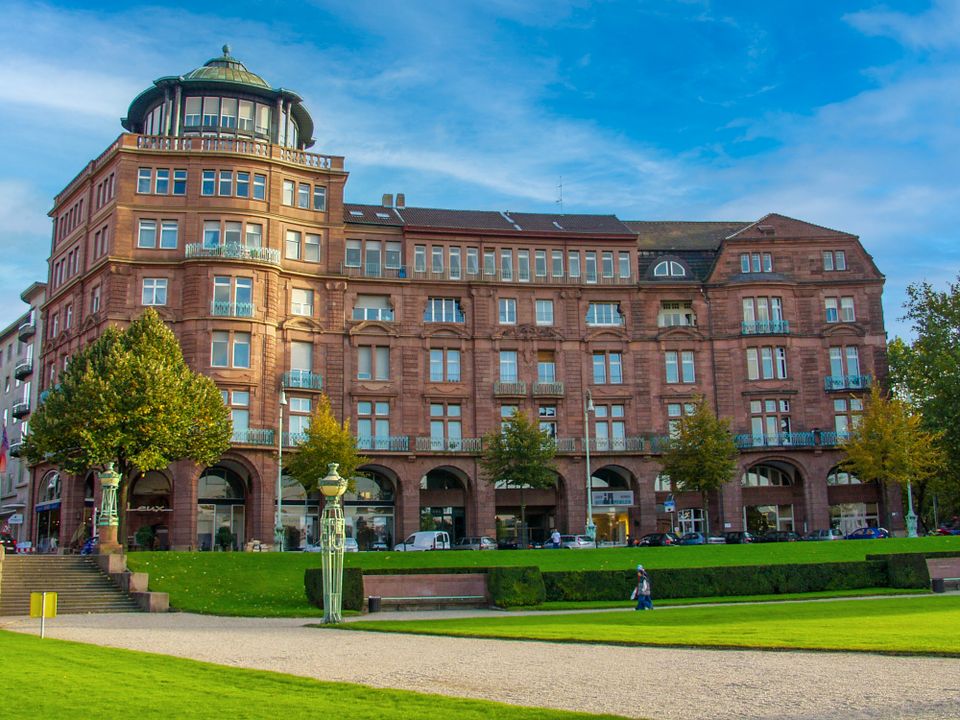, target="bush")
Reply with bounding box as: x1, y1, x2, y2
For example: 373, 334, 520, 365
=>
867, 553, 931, 589
543, 561, 890, 601
487, 566, 545, 607
304, 567, 364, 611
